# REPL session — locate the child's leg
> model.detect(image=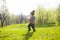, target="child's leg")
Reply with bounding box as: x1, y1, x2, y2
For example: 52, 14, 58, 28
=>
28, 23, 31, 31
31, 24, 36, 32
